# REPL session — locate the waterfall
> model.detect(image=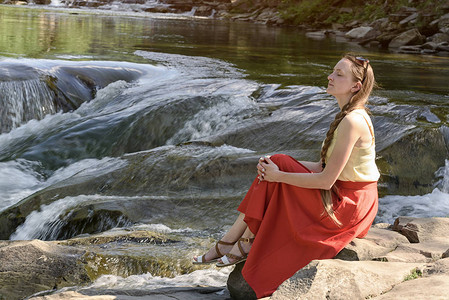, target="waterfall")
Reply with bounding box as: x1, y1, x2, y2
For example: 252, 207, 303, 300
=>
0, 79, 57, 134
